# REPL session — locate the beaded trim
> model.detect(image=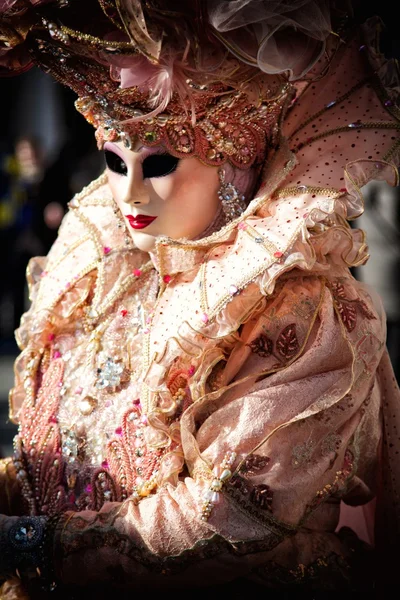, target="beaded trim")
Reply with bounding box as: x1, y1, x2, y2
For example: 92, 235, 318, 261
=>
78, 86, 291, 169
200, 452, 236, 521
